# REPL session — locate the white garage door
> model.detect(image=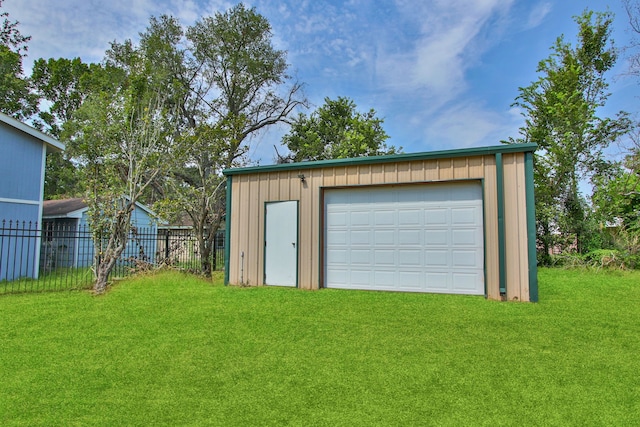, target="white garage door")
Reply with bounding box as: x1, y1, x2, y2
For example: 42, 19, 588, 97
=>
324, 181, 484, 295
